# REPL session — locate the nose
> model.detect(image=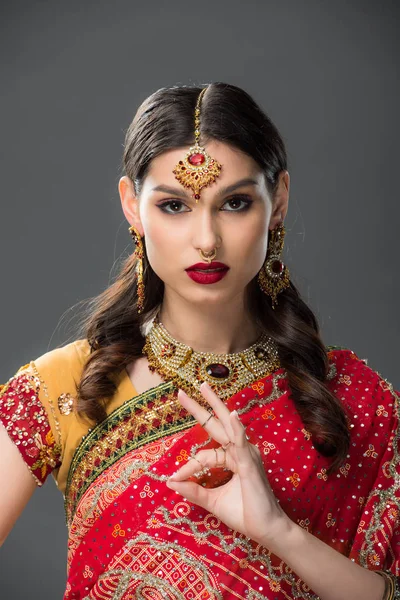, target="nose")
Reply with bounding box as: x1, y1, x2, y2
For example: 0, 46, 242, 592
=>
192, 210, 222, 254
